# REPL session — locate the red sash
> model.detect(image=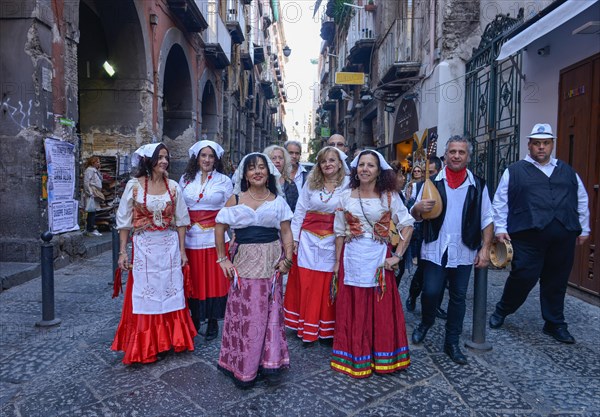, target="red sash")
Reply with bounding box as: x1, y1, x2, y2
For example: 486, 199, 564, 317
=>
302, 211, 335, 238
189, 210, 219, 229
